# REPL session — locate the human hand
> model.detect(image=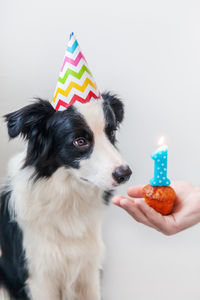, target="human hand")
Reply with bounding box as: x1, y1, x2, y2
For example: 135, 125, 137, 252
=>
112, 182, 200, 235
